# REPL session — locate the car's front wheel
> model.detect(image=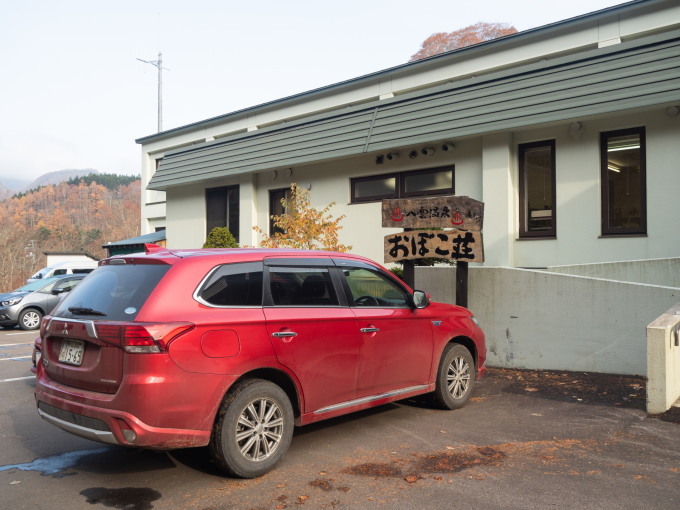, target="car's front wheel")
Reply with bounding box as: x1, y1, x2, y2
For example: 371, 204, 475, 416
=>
209, 379, 294, 478
433, 343, 475, 409
19, 308, 42, 331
